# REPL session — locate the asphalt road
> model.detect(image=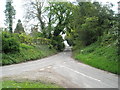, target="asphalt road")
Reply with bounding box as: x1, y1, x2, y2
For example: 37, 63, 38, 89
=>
0, 47, 119, 88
